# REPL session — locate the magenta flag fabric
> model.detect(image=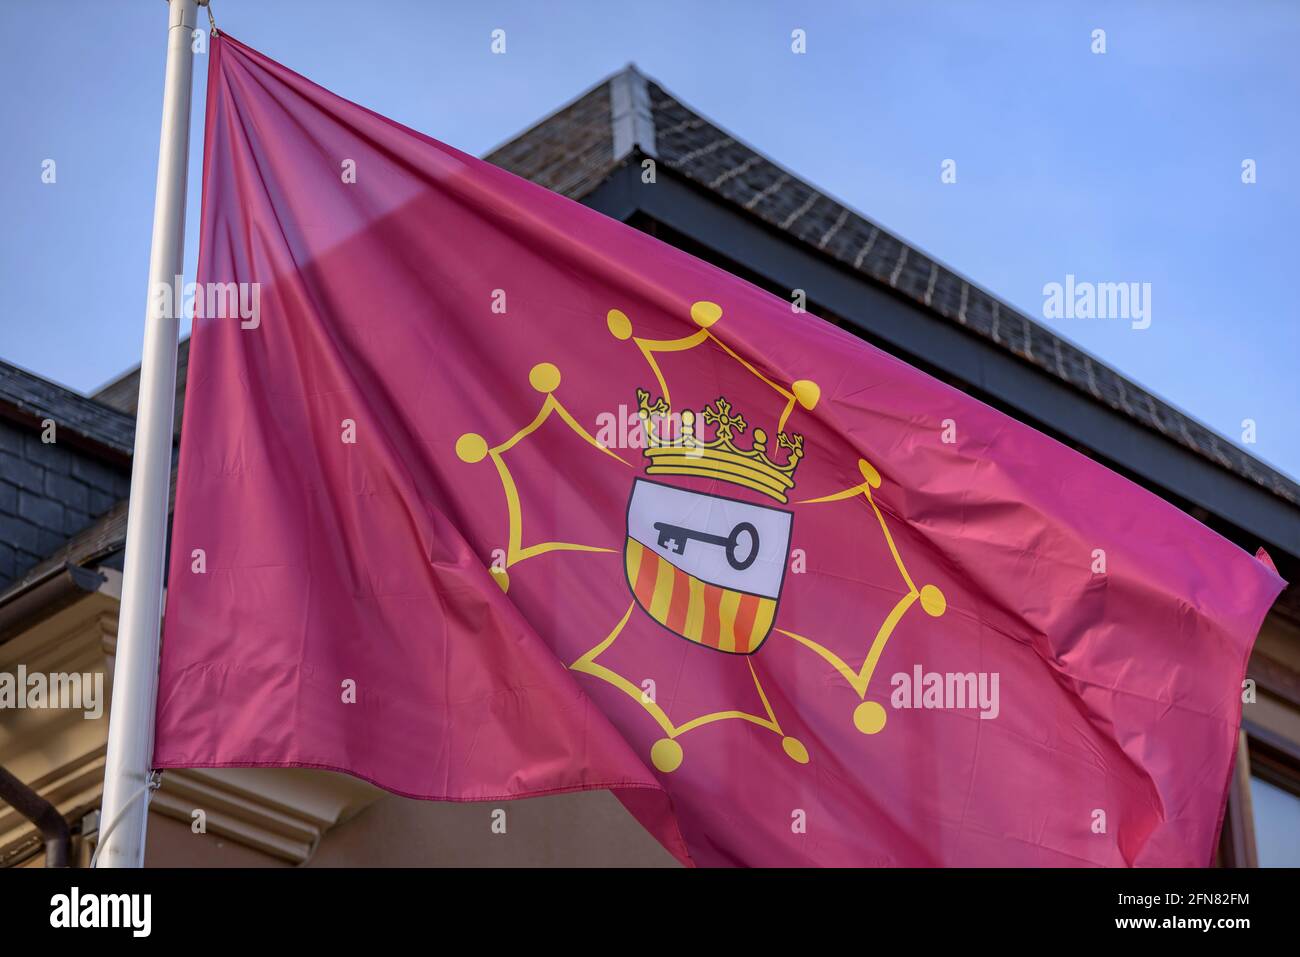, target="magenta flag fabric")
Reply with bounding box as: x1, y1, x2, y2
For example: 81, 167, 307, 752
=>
153, 35, 1286, 867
